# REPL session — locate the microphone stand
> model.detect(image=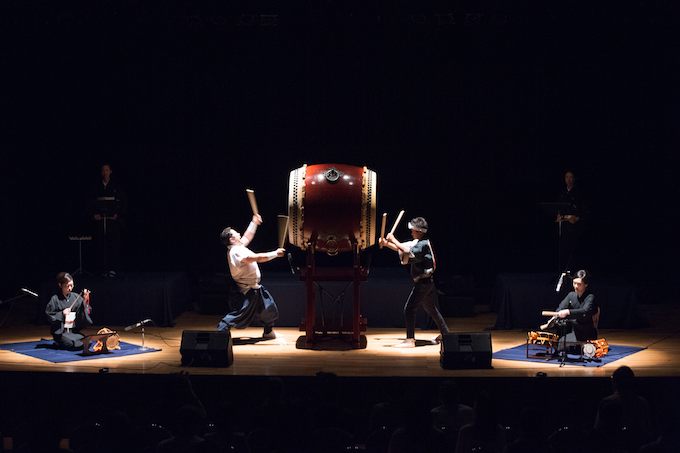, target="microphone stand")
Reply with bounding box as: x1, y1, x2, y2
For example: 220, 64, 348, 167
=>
555, 319, 570, 367
125, 319, 152, 350
139, 324, 149, 351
